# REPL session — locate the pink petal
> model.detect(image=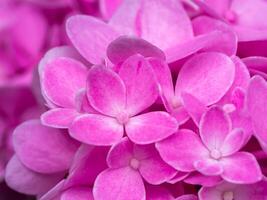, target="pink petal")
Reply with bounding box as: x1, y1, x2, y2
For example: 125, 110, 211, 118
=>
5, 156, 63, 195
41, 108, 80, 129
93, 167, 145, 200
138, 145, 177, 184
109, 0, 141, 35
221, 129, 244, 156
176, 52, 235, 105
221, 152, 262, 184
198, 186, 222, 200
99, 0, 123, 20
61, 187, 93, 200
184, 172, 223, 187
87, 66, 126, 117
69, 114, 123, 146
148, 58, 174, 106
219, 57, 250, 104
67, 145, 108, 187
194, 159, 223, 176
74, 89, 97, 114
199, 106, 231, 150
107, 137, 134, 168
66, 15, 119, 64
194, 0, 231, 16
156, 129, 209, 172
181, 92, 207, 126
107, 36, 165, 65
38, 46, 89, 75
242, 56, 267, 74
231, 0, 267, 30
119, 55, 159, 116
247, 76, 267, 144
139, 0, 193, 50
175, 195, 198, 200
126, 111, 178, 144
146, 185, 174, 200
41, 57, 88, 108
13, 120, 79, 174
165, 31, 223, 63
192, 16, 237, 56
167, 172, 190, 184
